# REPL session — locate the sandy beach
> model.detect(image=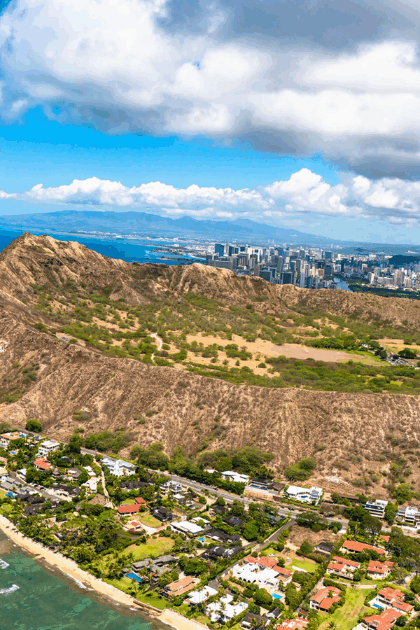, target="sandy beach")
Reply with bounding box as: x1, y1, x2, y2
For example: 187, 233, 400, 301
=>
0, 514, 209, 630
